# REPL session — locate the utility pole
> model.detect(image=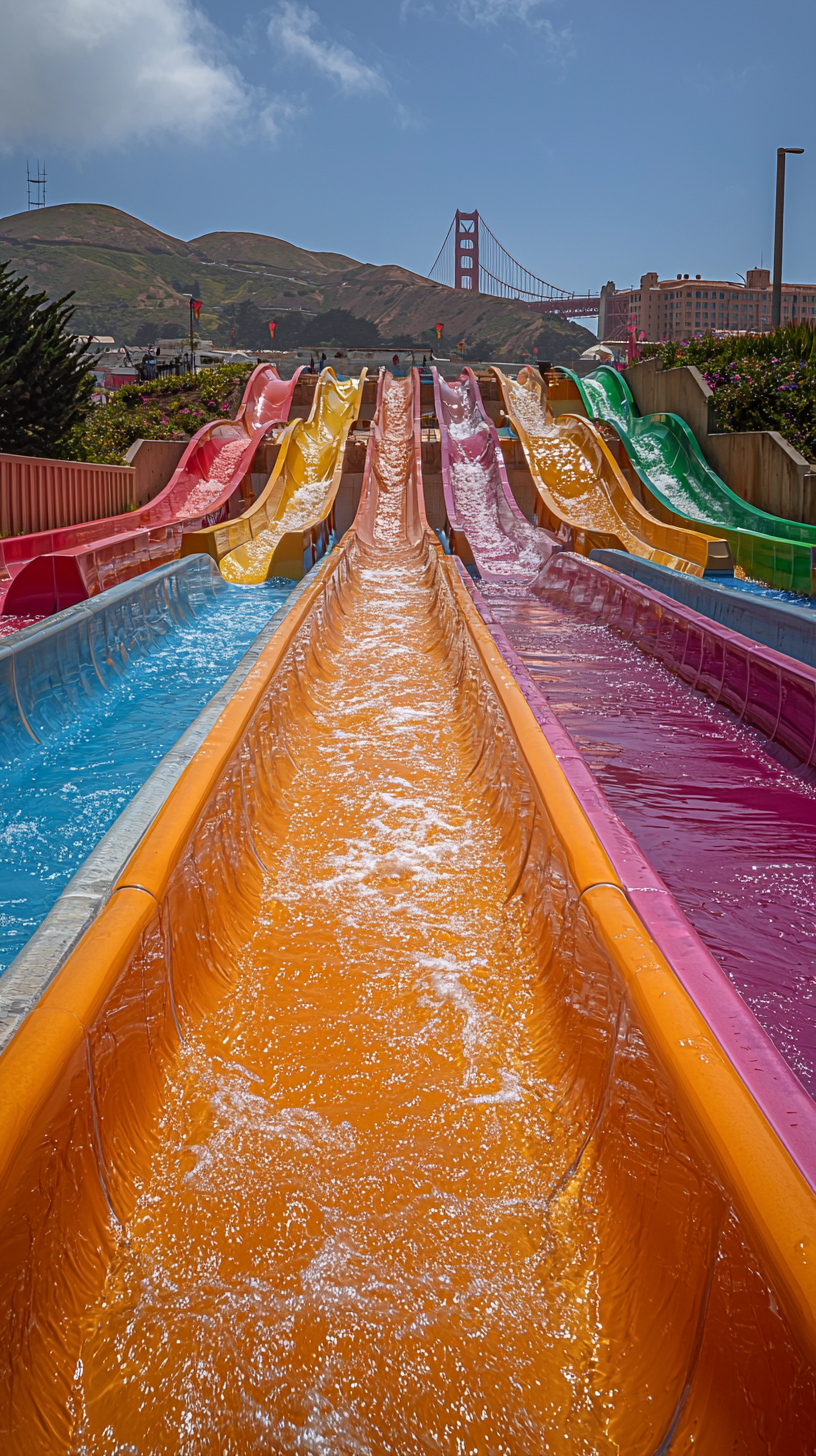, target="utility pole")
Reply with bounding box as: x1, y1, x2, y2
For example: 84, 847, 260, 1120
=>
772, 147, 804, 328
182, 293, 201, 374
